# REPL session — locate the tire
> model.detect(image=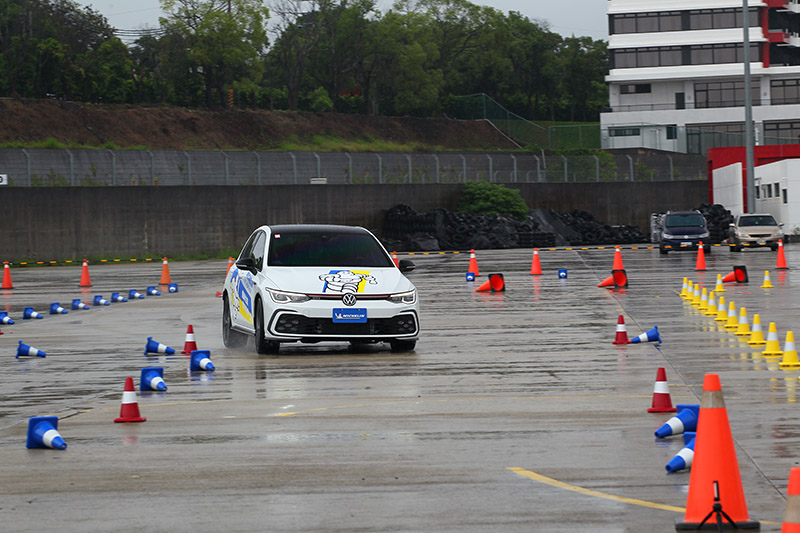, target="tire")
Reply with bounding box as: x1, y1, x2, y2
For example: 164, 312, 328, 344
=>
390, 339, 416, 353
771, 244, 779, 252
254, 298, 280, 355
659, 246, 668, 255
222, 293, 247, 348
